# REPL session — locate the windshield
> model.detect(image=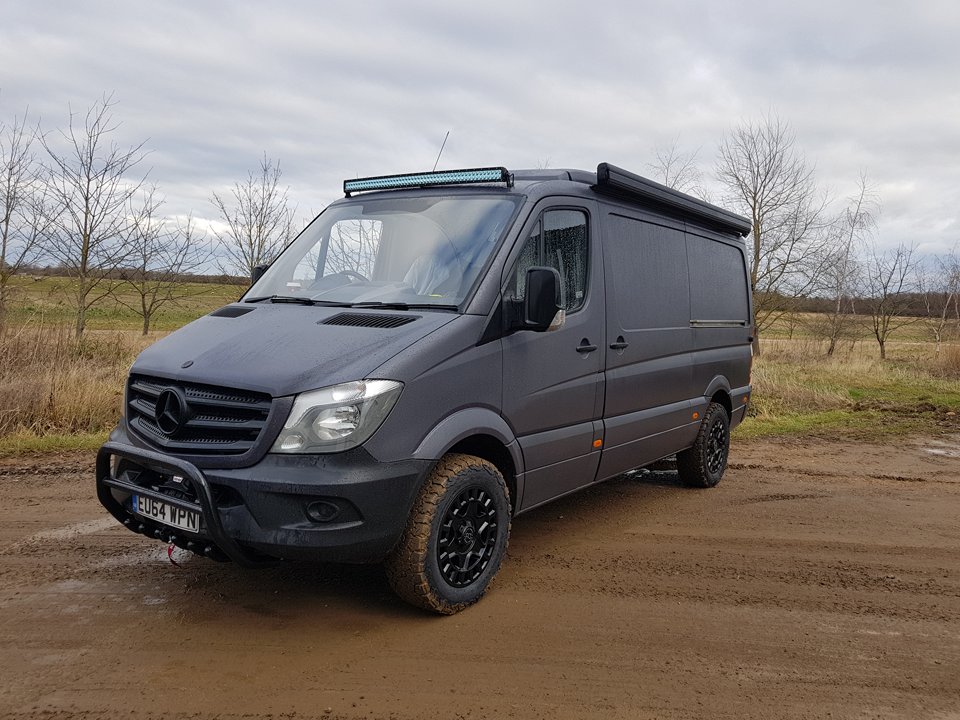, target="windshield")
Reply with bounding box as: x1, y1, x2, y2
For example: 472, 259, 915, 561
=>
246, 194, 521, 309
